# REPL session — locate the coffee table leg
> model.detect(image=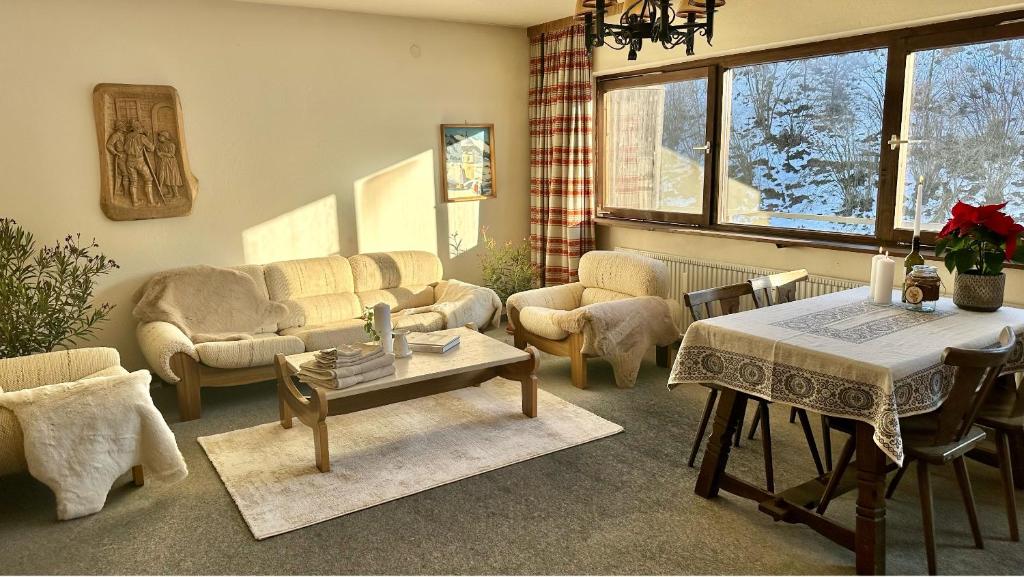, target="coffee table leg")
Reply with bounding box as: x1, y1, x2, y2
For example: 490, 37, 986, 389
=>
498, 345, 540, 418
314, 421, 330, 473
